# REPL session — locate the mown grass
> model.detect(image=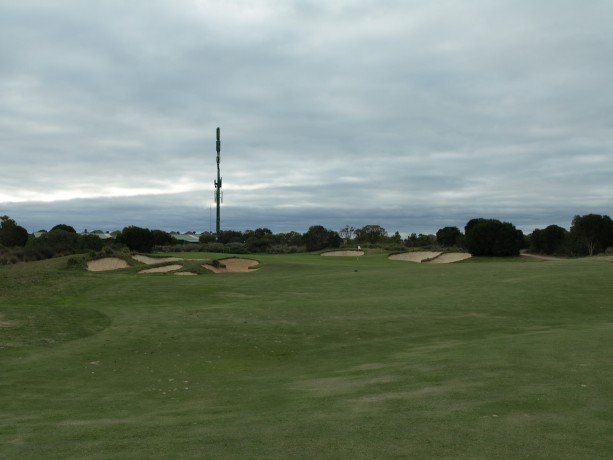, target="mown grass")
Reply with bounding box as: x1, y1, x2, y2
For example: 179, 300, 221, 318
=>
1, 253, 613, 458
